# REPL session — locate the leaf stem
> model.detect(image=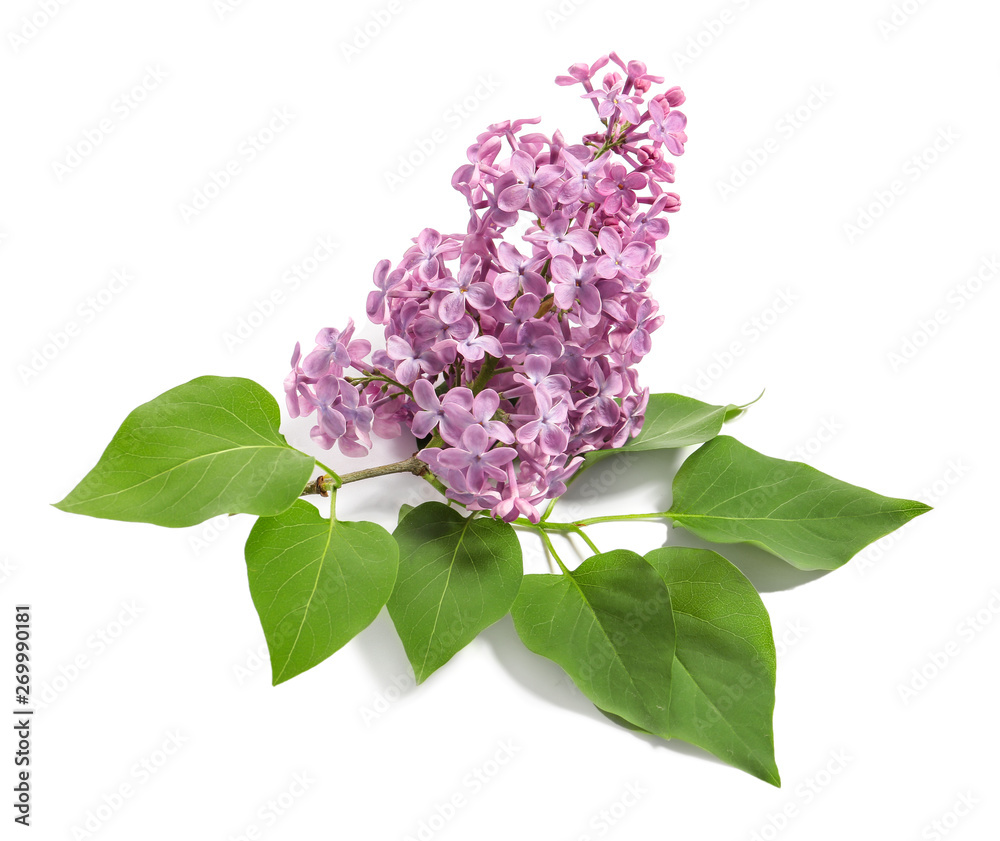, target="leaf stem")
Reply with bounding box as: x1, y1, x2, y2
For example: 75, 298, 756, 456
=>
515, 512, 670, 530
539, 497, 559, 523
570, 525, 600, 555
513, 511, 673, 536
574, 512, 669, 526
313, 459, 342, 488
533, 526, 571, 575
